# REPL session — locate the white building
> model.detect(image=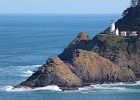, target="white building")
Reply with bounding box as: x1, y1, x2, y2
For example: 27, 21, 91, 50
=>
121, 31, 127, 36
110, 19, 115, 33
130, 31, 137, 36
115, 28, 119, 35
110, 19, 119, 35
